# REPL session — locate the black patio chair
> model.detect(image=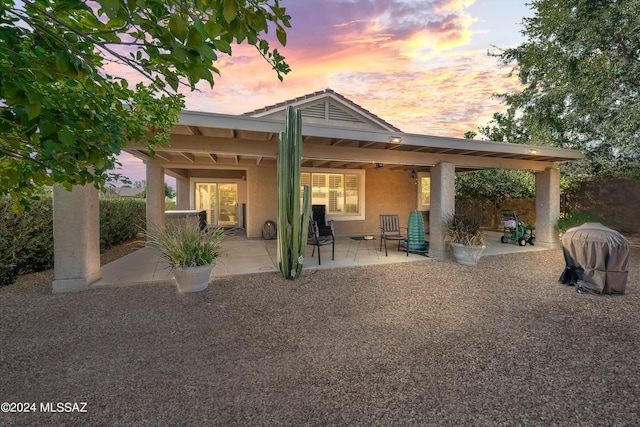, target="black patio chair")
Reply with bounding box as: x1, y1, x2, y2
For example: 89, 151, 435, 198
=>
380, 214, 407, 256
307, 218, 335, 265
311, 204, 334, 237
